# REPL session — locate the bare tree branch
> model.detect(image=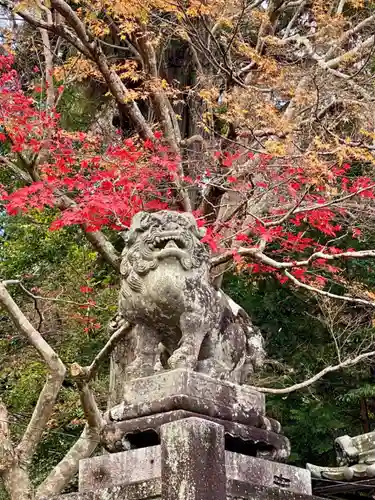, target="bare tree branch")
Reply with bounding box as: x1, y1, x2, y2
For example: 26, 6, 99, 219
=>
35, 425, 100, 499
326, 34, 375, 70
250, 350, 375, 394
285, 270, 375, 307
71, 321, 131, 383
0, 156, 33, 184
39, 10, 55, 110
0, 400, 14, 474
0, 283, 66, 463
211, 246, 375, 270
